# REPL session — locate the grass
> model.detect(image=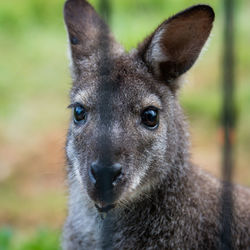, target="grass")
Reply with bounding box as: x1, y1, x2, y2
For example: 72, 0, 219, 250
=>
0, 227, 60, 250
0, 0, 249, 248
